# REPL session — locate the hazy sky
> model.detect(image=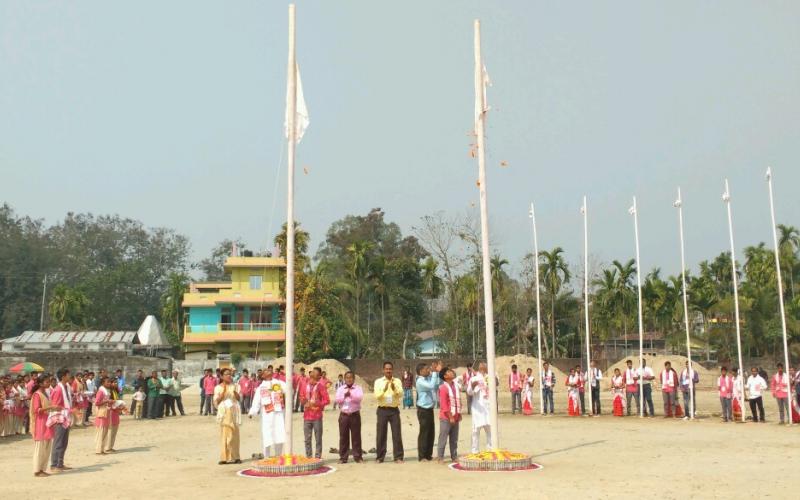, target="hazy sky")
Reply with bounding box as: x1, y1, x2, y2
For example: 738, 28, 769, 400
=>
2, 1, 798, 279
